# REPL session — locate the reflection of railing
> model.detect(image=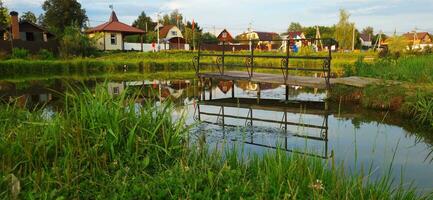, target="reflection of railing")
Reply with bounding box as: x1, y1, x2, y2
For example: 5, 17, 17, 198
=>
195, 98, 332, 159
